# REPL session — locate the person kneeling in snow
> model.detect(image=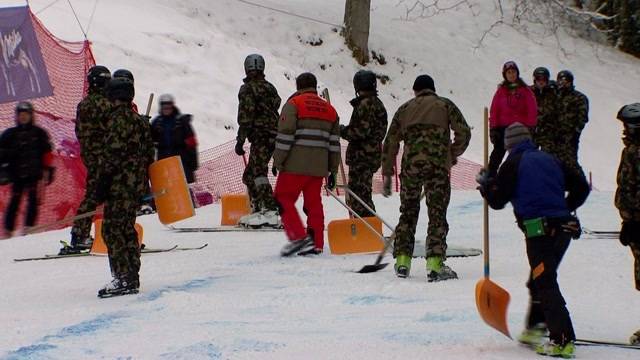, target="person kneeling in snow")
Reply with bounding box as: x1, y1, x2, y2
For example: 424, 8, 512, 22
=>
97, 77, 154, 298
273, 72, 340, 256
477, 123, 589, 358
614, 103, 640, 345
